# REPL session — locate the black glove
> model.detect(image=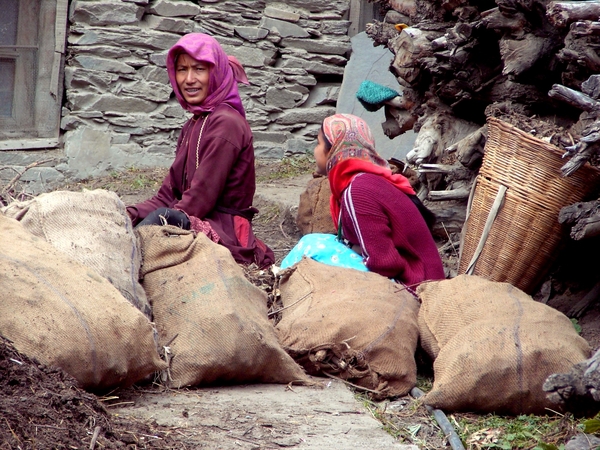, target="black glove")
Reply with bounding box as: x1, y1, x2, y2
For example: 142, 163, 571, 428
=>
136, 207, 191, 230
